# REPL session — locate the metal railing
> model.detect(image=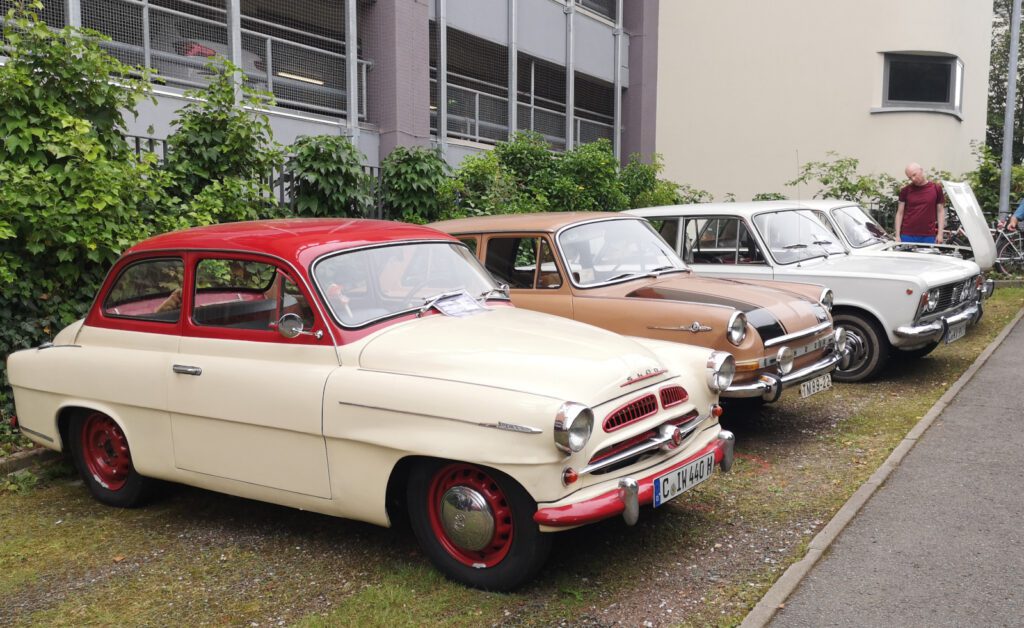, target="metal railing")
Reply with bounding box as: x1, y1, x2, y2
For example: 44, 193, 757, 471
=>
430, 70, 612, 150
80, 0, 367, 119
